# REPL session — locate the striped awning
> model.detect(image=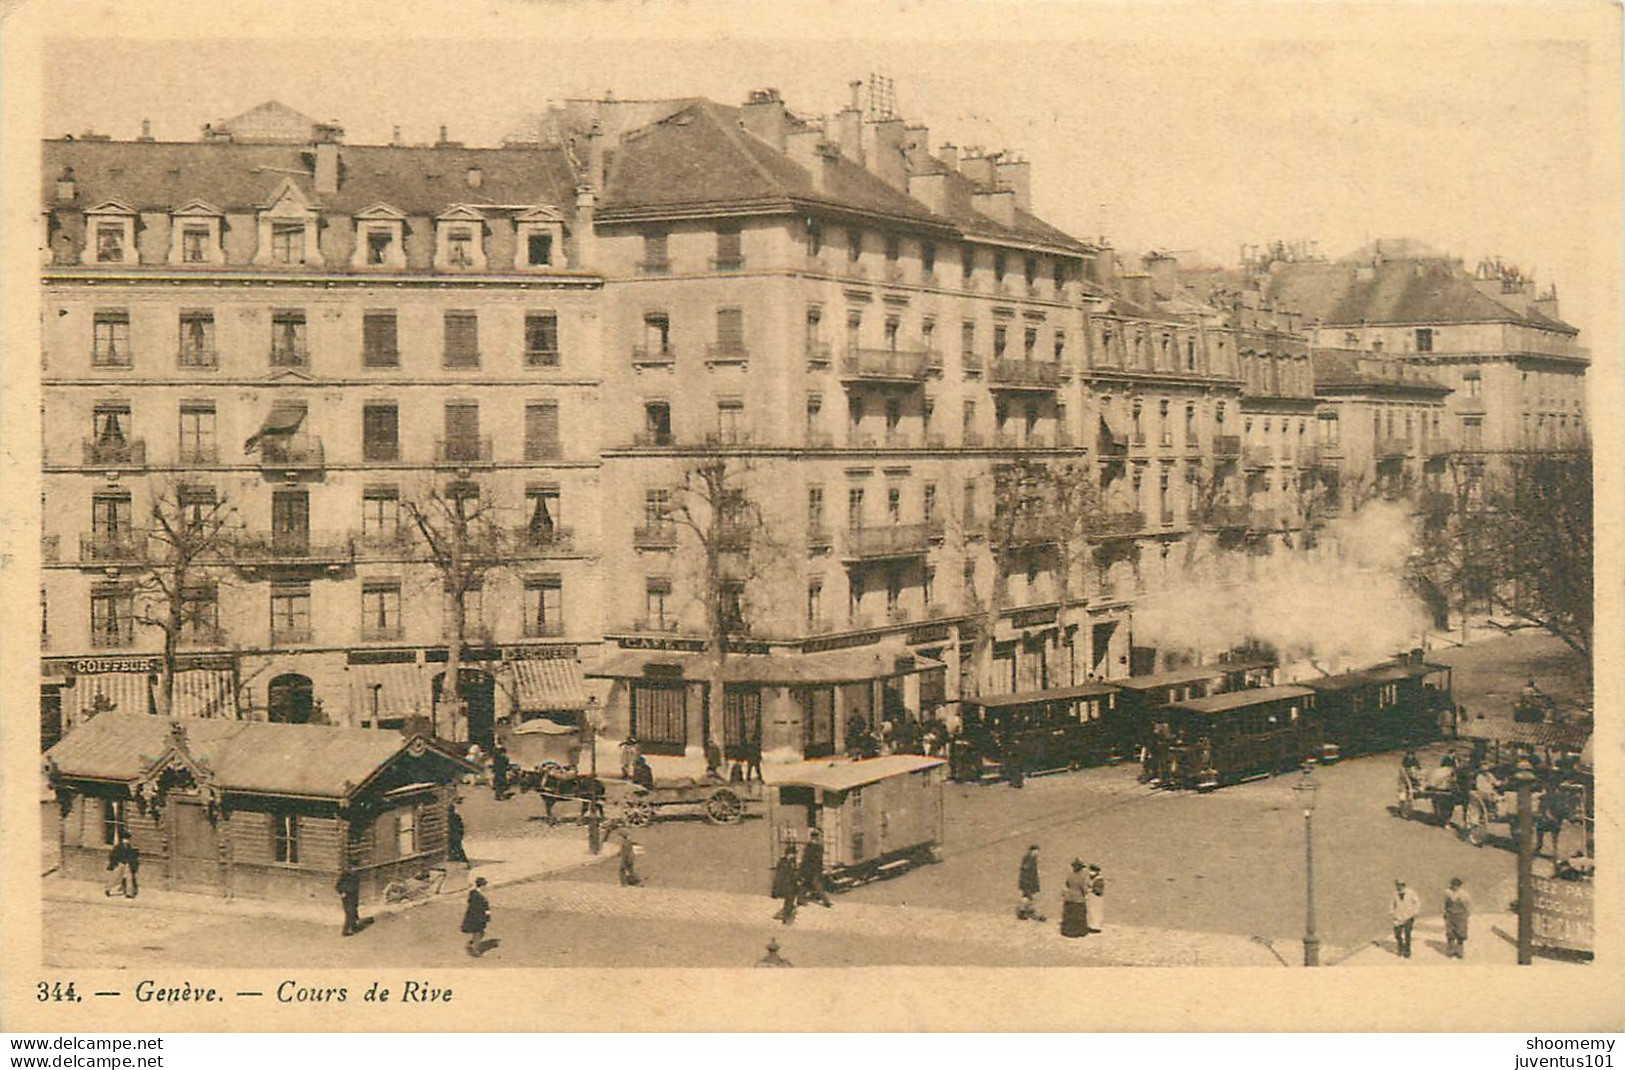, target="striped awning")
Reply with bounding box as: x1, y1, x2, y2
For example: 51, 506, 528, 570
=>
69, 671, 153, 725
509, 657, 590, 712
347, 662, 431, 726
169, 669, 236, 719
